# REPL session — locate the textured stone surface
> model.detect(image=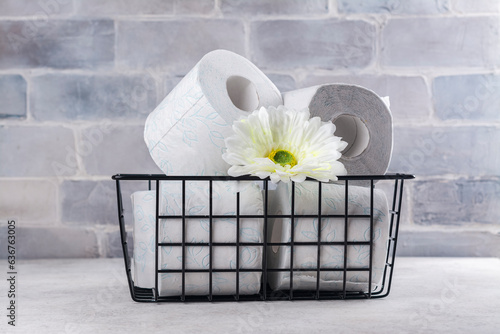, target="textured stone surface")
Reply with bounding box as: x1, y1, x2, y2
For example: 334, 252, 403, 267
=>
251, 20, 375, 70
301, 74, 431, 122
117, 20, 245, 72
0, 180, 57, 224
412, 178, 500, 225
0, 222, 6, 259
0, 19, 114, 69
60, 179, 142, 226
14, 226, 100, 259
173, 0, 215, 14
0, 0, 73, 16
101, 228, 123, 258
382, 17, 500, 67
0, 75, 26, 118
0, 126, 76, 177
398, 230, 500, 257
99, 227, 134, 258
75, 0, 214, 15
452, 0, 500, 13
80, 125, 162, 175
61, 180, 117, 225
375, 178, 412, 227
31, 73, 157, 121
0, 221, 98, 259
433, 74, 500, 121
9, 258, 500, 332
0, 0, 498, 261
388, 126, 500, 176
157, 75, 184, 99
338, 0, 451, 14
74, 0, 174, 15
221, 0, 328, 16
